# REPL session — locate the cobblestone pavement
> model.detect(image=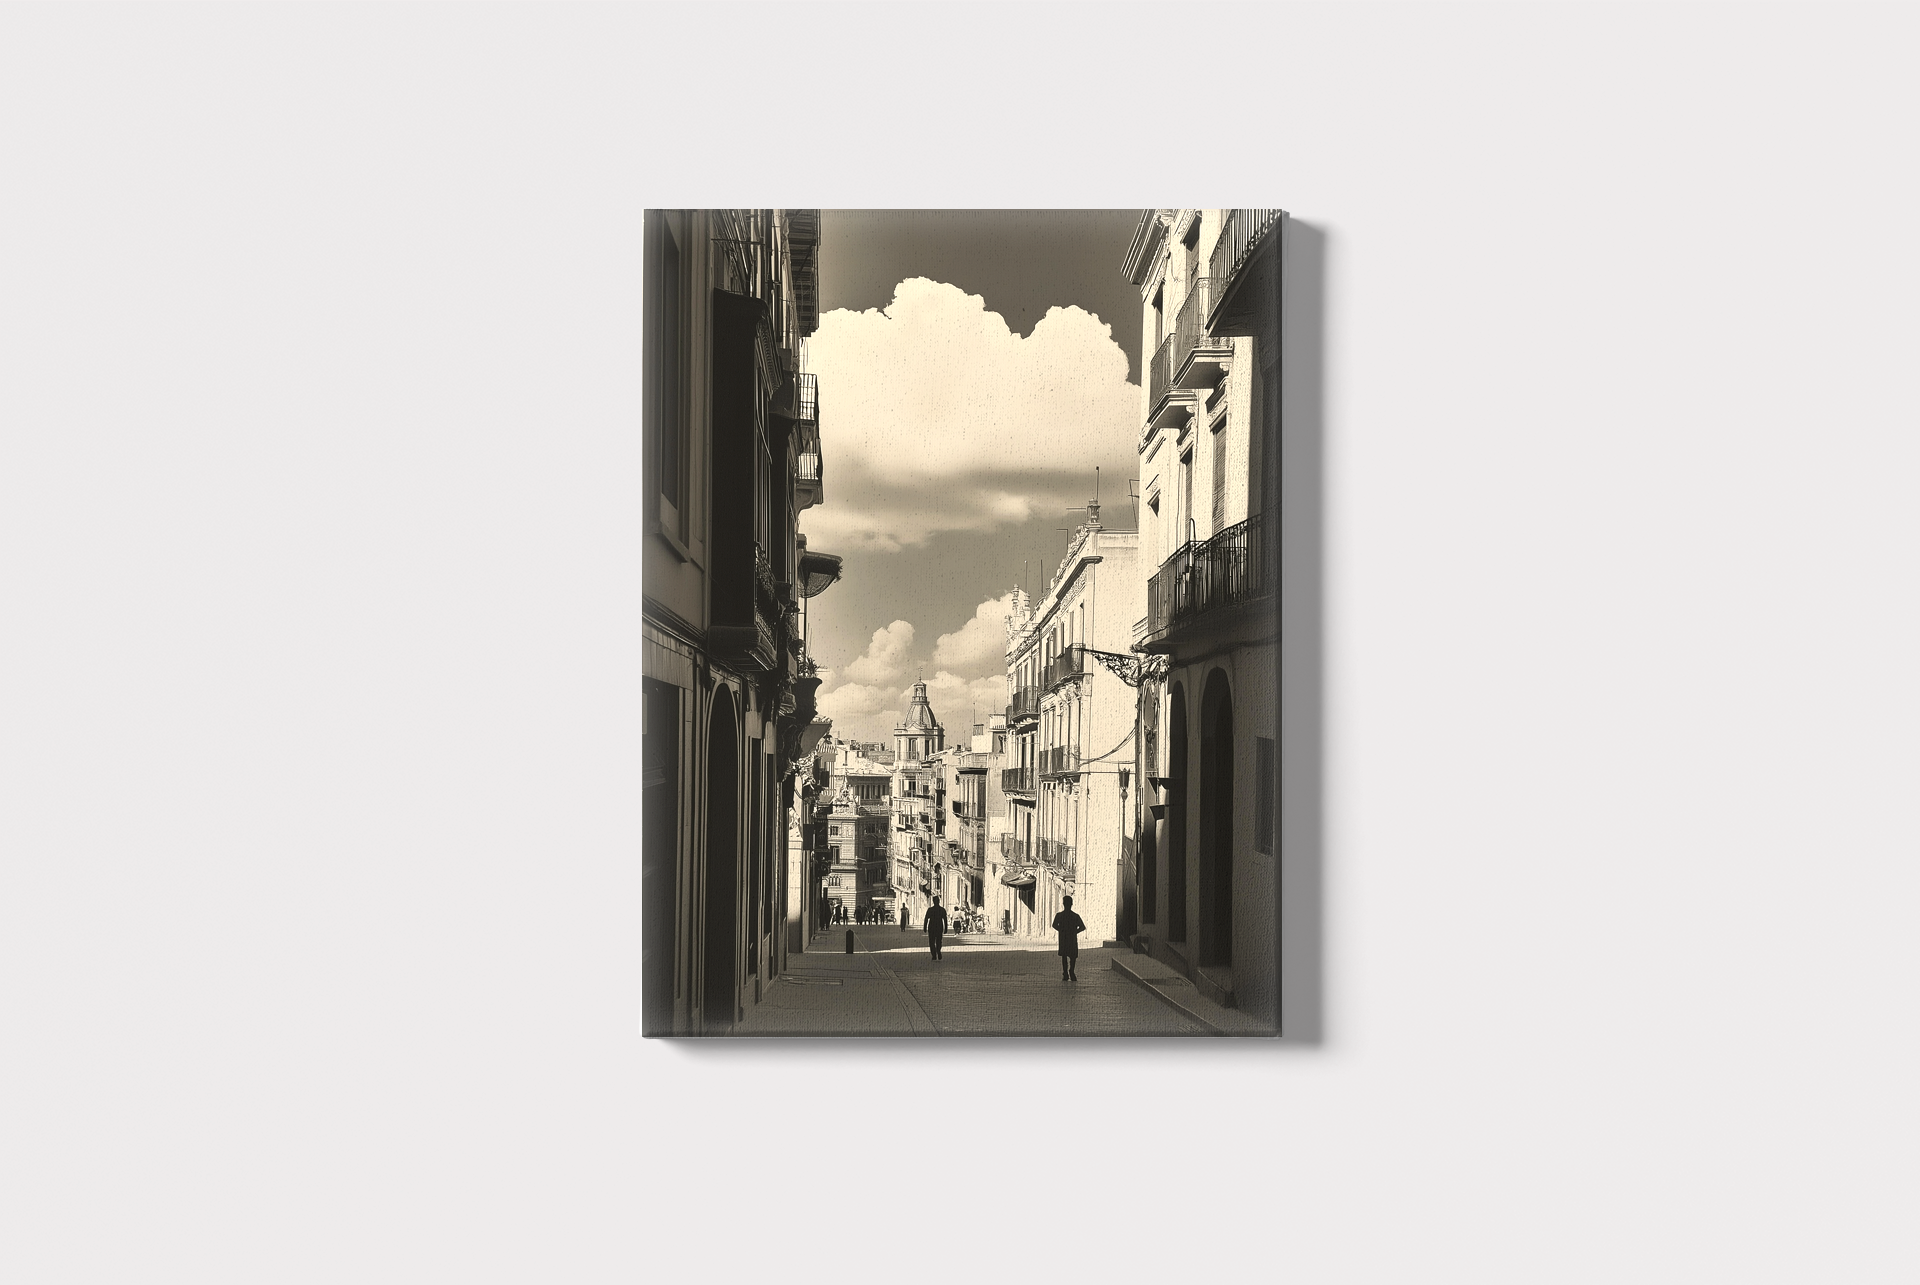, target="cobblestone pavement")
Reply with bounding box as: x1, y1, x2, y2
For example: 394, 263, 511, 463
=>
729, 924, 1208, 1037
